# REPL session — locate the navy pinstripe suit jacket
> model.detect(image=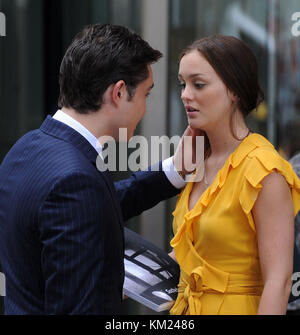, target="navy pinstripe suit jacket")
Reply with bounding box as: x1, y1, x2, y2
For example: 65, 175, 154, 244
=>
0, 116, 179, 314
